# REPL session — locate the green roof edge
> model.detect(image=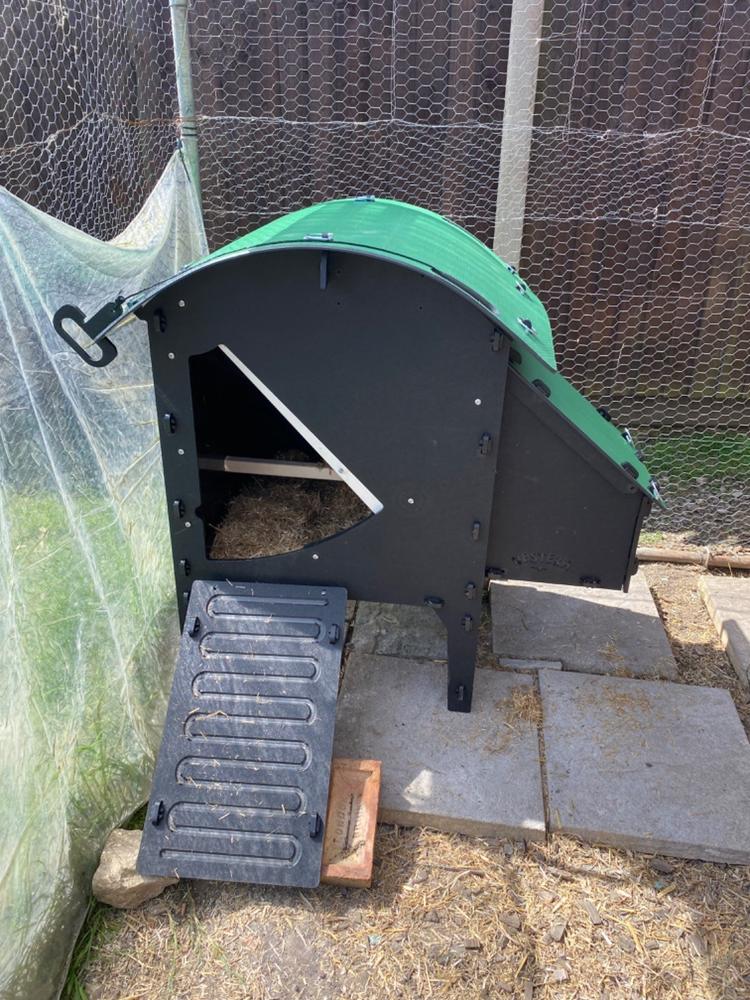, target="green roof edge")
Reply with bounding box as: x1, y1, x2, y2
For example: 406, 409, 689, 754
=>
204, 197, 660, 504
